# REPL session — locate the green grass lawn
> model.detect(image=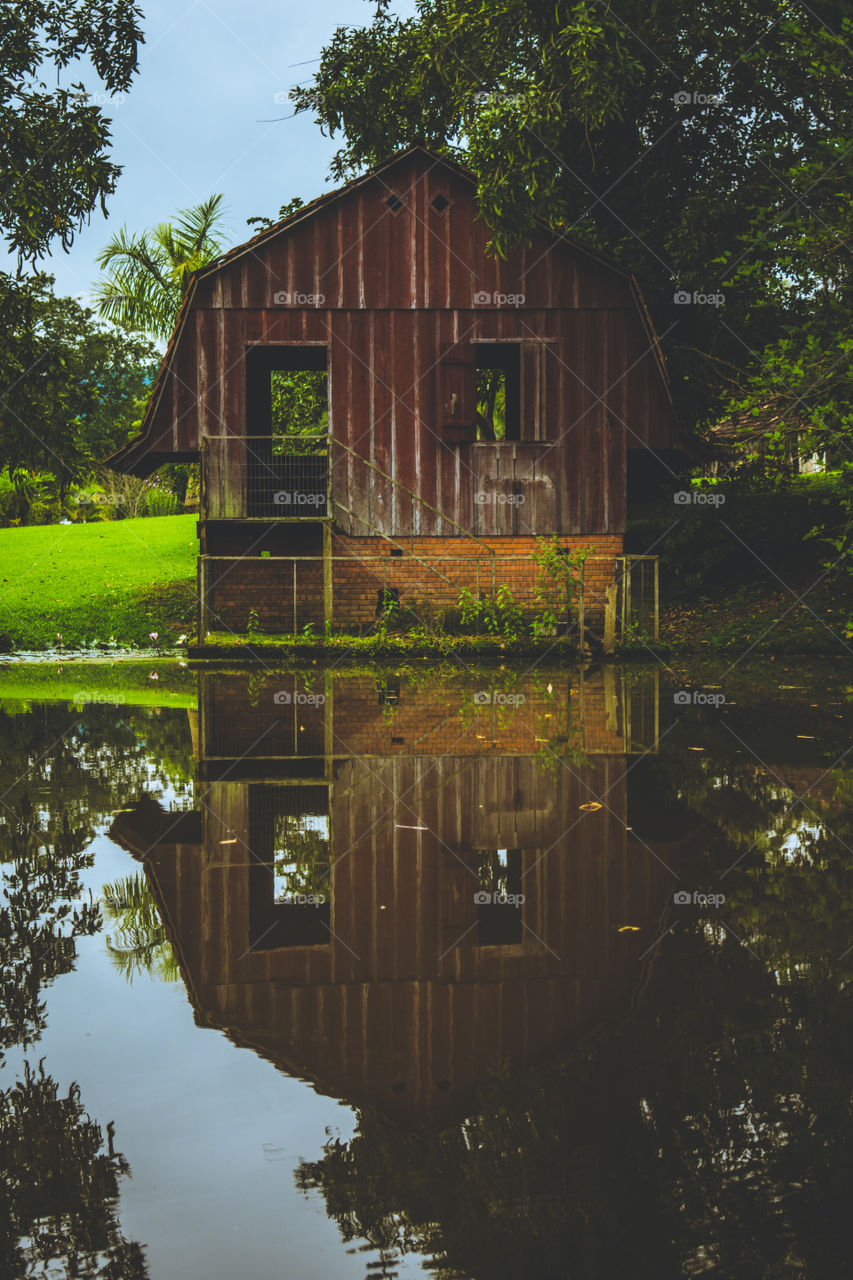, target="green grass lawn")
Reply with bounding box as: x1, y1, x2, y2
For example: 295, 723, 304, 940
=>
0, 515, 198, 650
